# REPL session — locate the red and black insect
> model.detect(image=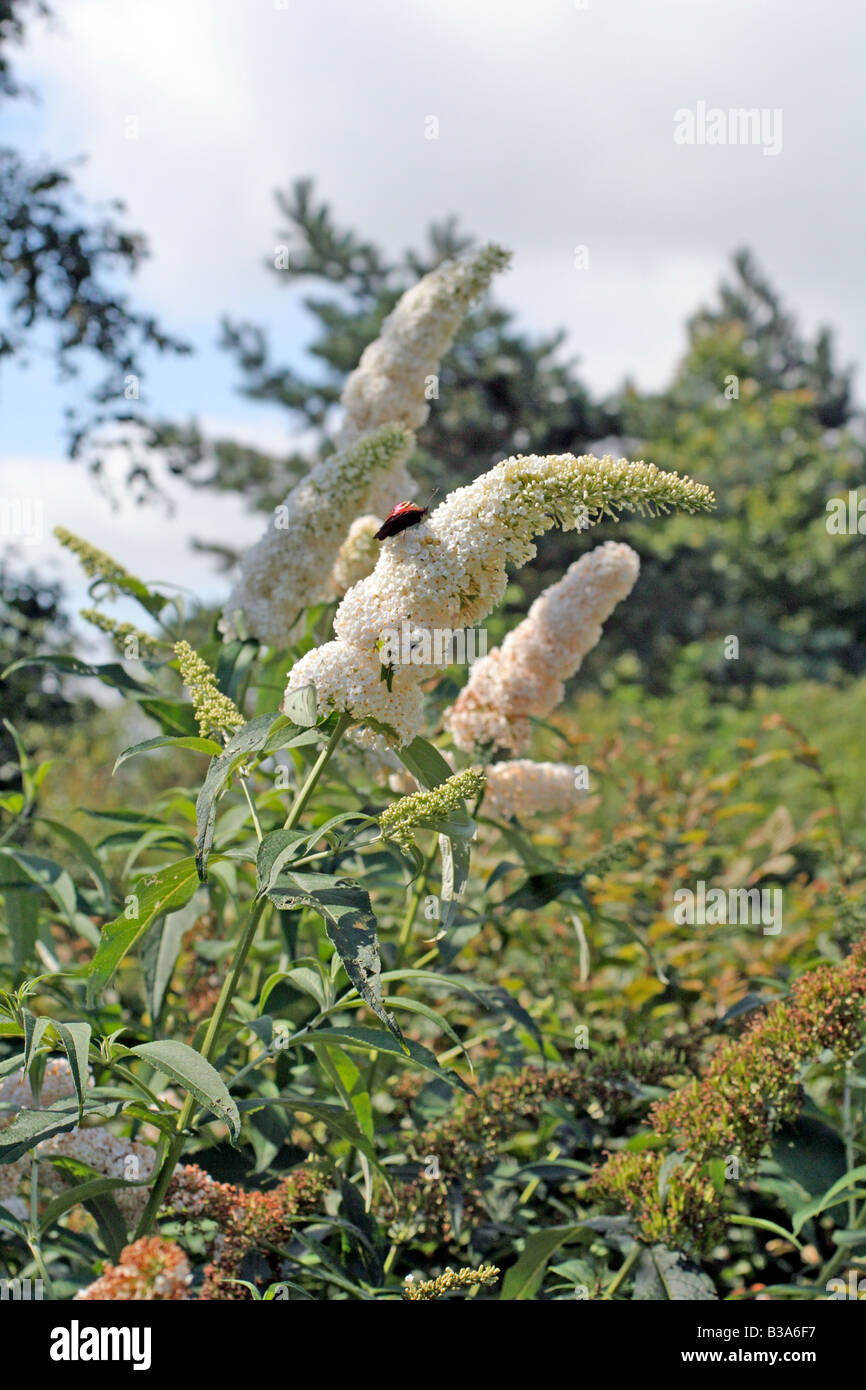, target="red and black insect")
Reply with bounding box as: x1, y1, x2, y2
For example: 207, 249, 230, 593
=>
374, 490, 438, 541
